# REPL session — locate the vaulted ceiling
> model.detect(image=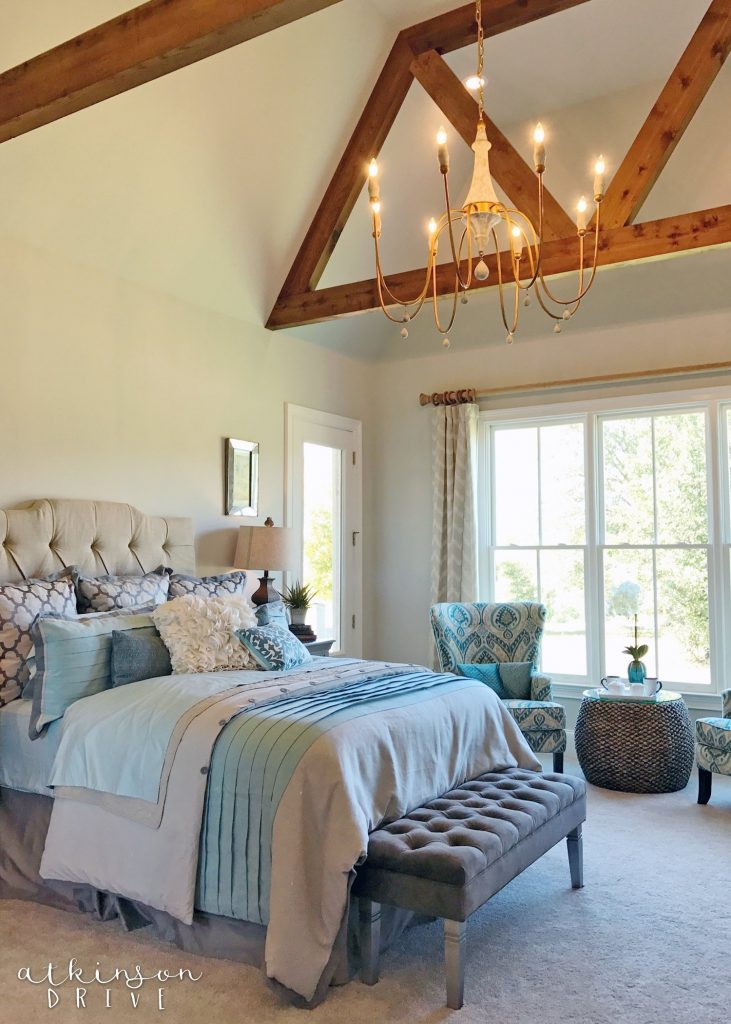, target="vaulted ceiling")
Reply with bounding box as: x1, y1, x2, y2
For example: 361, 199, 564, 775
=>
1, 0, 728, 361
